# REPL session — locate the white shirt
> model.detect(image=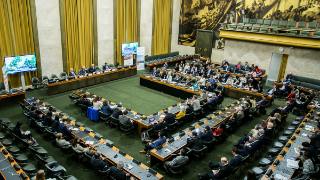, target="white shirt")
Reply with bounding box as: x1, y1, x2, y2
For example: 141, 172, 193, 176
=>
92, 101, 103, 110
199, 78, 206, 86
